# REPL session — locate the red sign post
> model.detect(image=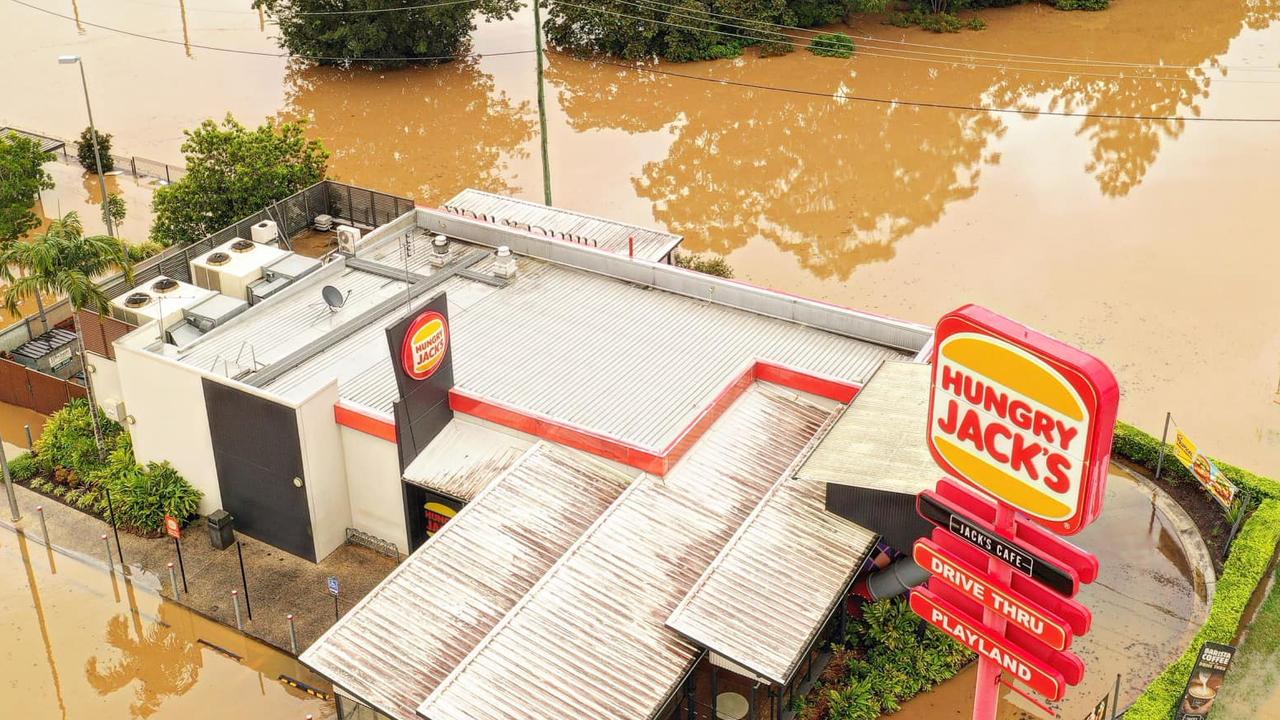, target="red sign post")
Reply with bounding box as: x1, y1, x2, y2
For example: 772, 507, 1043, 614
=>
912, 305, 1119, 720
